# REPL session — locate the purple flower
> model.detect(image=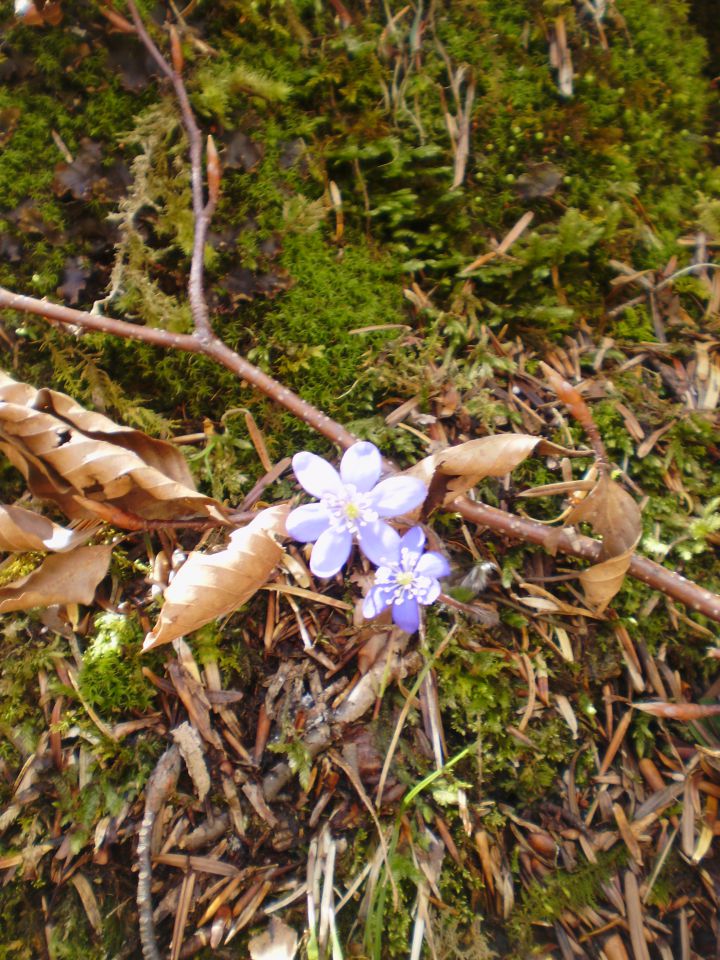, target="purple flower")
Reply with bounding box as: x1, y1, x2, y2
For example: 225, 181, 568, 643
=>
362, 526, 450, 633
285, 442, 427, 578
